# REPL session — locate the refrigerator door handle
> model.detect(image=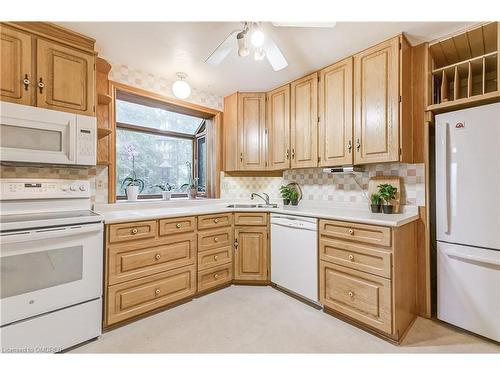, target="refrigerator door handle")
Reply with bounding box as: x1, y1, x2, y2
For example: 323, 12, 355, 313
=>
443, 122, 450, 234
